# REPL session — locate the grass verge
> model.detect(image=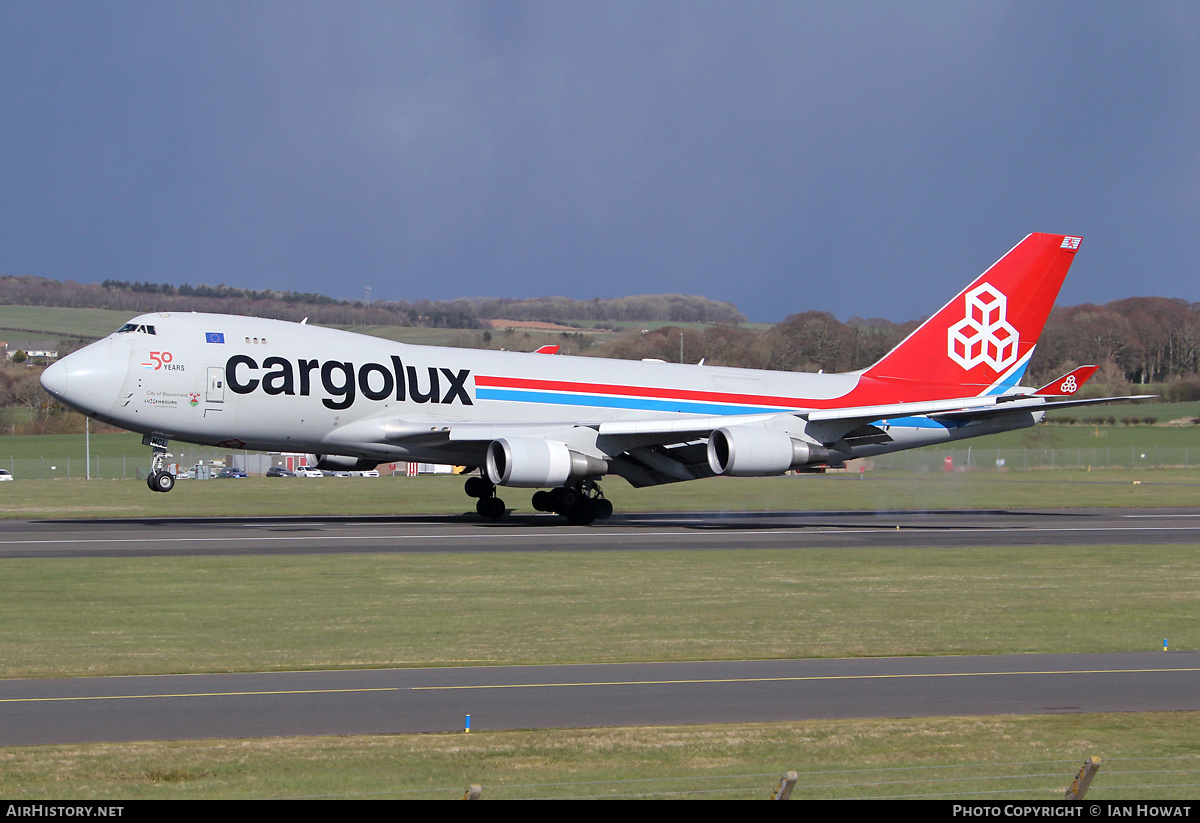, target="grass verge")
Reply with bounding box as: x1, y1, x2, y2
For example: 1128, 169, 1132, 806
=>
2, 714, 1198, 799
3, 545, 1197, 678
3, 469, 1200, 518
